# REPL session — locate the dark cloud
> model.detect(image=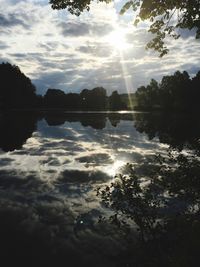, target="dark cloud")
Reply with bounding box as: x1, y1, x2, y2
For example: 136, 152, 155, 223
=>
77, 44, 112, 57
0, 196, 126, 267
0, 157, 14, 167
39, 156, 61, 166
59, 21, 90, 36
58, 20, 113, 37
58, 169, 110, 184
33, 71, 70, 93
0, 41, 9, 49
179, 64, 200, 77
0, 56, 12, 63
9, 52, 27, 58
0, 170, 47, 192
91, 23, 114, 36
76, 153, 113, 166
0, 13, 28, 29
